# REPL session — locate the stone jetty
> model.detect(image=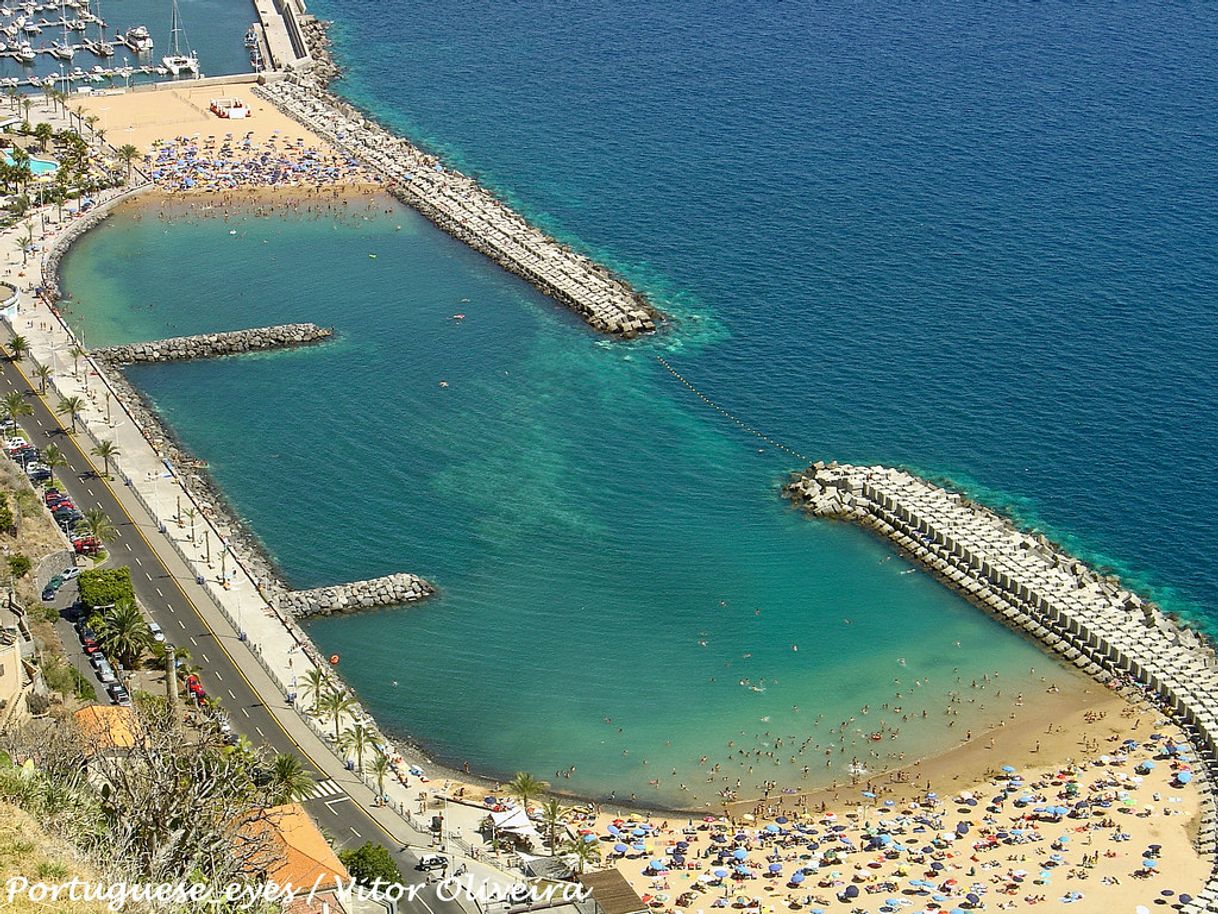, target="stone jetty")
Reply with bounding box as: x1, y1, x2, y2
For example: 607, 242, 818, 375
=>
278, 573, 434, 617
94, 323, 333, 364
787, 462, 1218, 901
253, 78, 658, 338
